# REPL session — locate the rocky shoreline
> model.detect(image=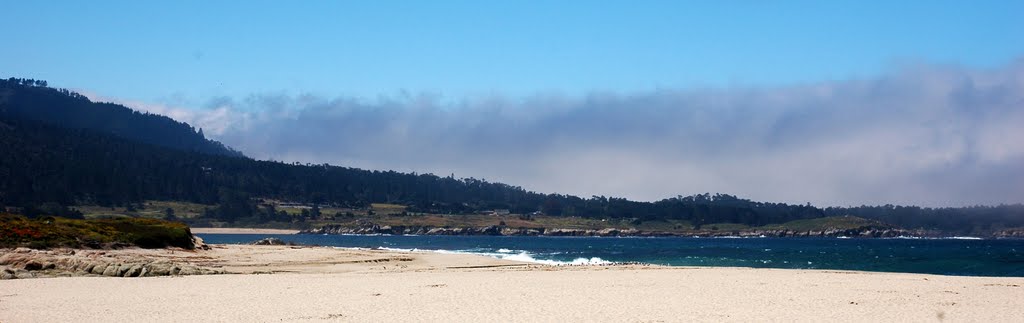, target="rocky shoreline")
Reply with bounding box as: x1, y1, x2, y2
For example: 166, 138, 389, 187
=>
302, 224, 930, 238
